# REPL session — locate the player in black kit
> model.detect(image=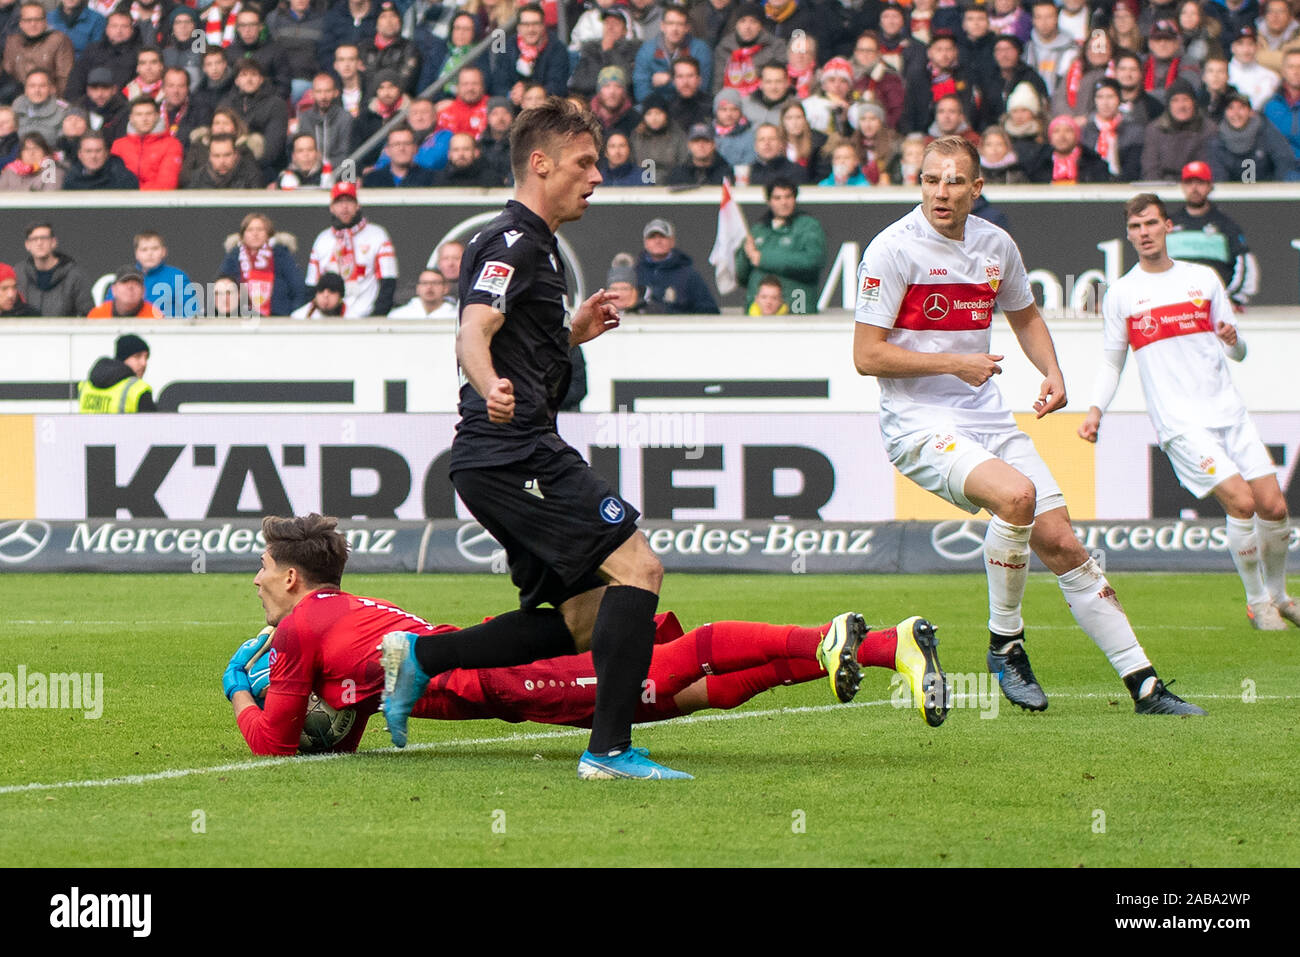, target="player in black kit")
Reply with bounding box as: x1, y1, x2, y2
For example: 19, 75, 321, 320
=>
380, 98, 693, 779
